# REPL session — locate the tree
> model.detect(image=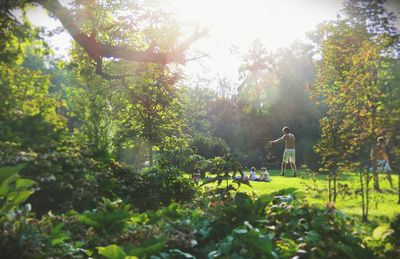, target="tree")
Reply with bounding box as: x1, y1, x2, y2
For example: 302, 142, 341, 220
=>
238, 39, 277, 114
310, 0, 400, 221
124, 64, 185, 165
1, 0, 208, 80
183, 86, 214, 136
0, 20, 65, 150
